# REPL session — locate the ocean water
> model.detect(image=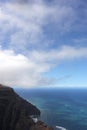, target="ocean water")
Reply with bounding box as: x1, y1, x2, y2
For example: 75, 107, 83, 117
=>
15, 88, 87, 130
